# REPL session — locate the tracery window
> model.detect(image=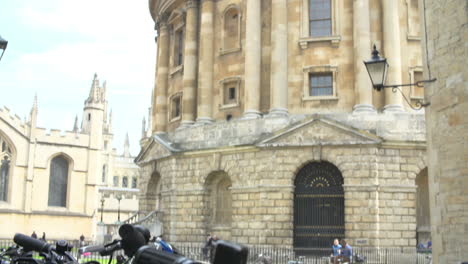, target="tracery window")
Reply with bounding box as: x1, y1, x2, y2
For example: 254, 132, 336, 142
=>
0, 136, 12, 202
48, 156, 69, 207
